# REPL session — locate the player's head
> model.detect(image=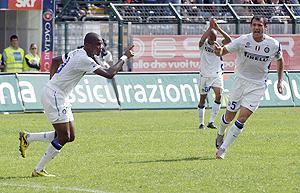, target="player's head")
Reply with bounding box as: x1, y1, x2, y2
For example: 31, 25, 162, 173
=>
208, 29, 217, 43
84, 32, 103, 56
10, 34, 19, 48
250, 16, 267, 40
